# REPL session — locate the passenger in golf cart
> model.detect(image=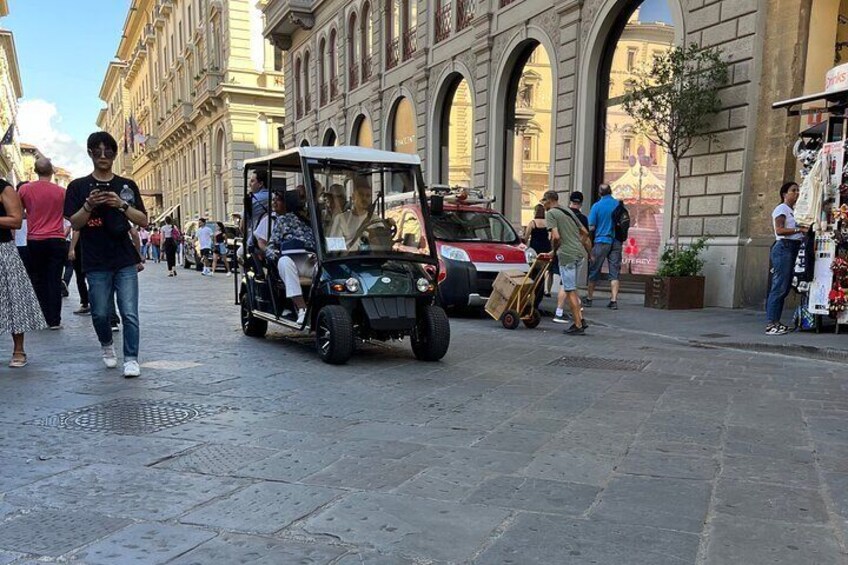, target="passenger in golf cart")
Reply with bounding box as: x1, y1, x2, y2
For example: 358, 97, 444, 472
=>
238, 146, 450, 364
